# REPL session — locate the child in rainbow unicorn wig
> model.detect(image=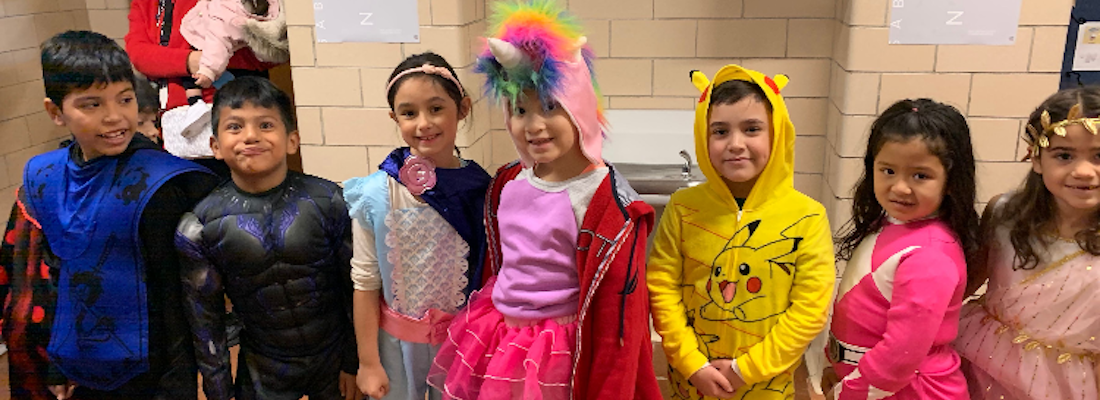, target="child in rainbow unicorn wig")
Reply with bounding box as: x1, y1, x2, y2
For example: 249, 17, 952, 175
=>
426, 1, 663, 399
